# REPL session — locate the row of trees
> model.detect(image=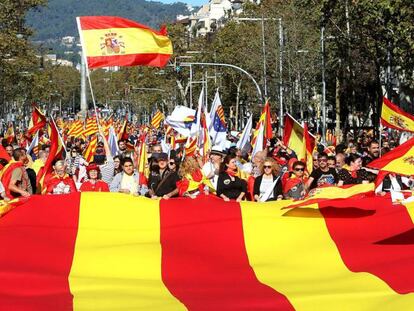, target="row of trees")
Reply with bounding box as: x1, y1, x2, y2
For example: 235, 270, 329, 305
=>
0, 0, 46, 112
1, 0, 414, 133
